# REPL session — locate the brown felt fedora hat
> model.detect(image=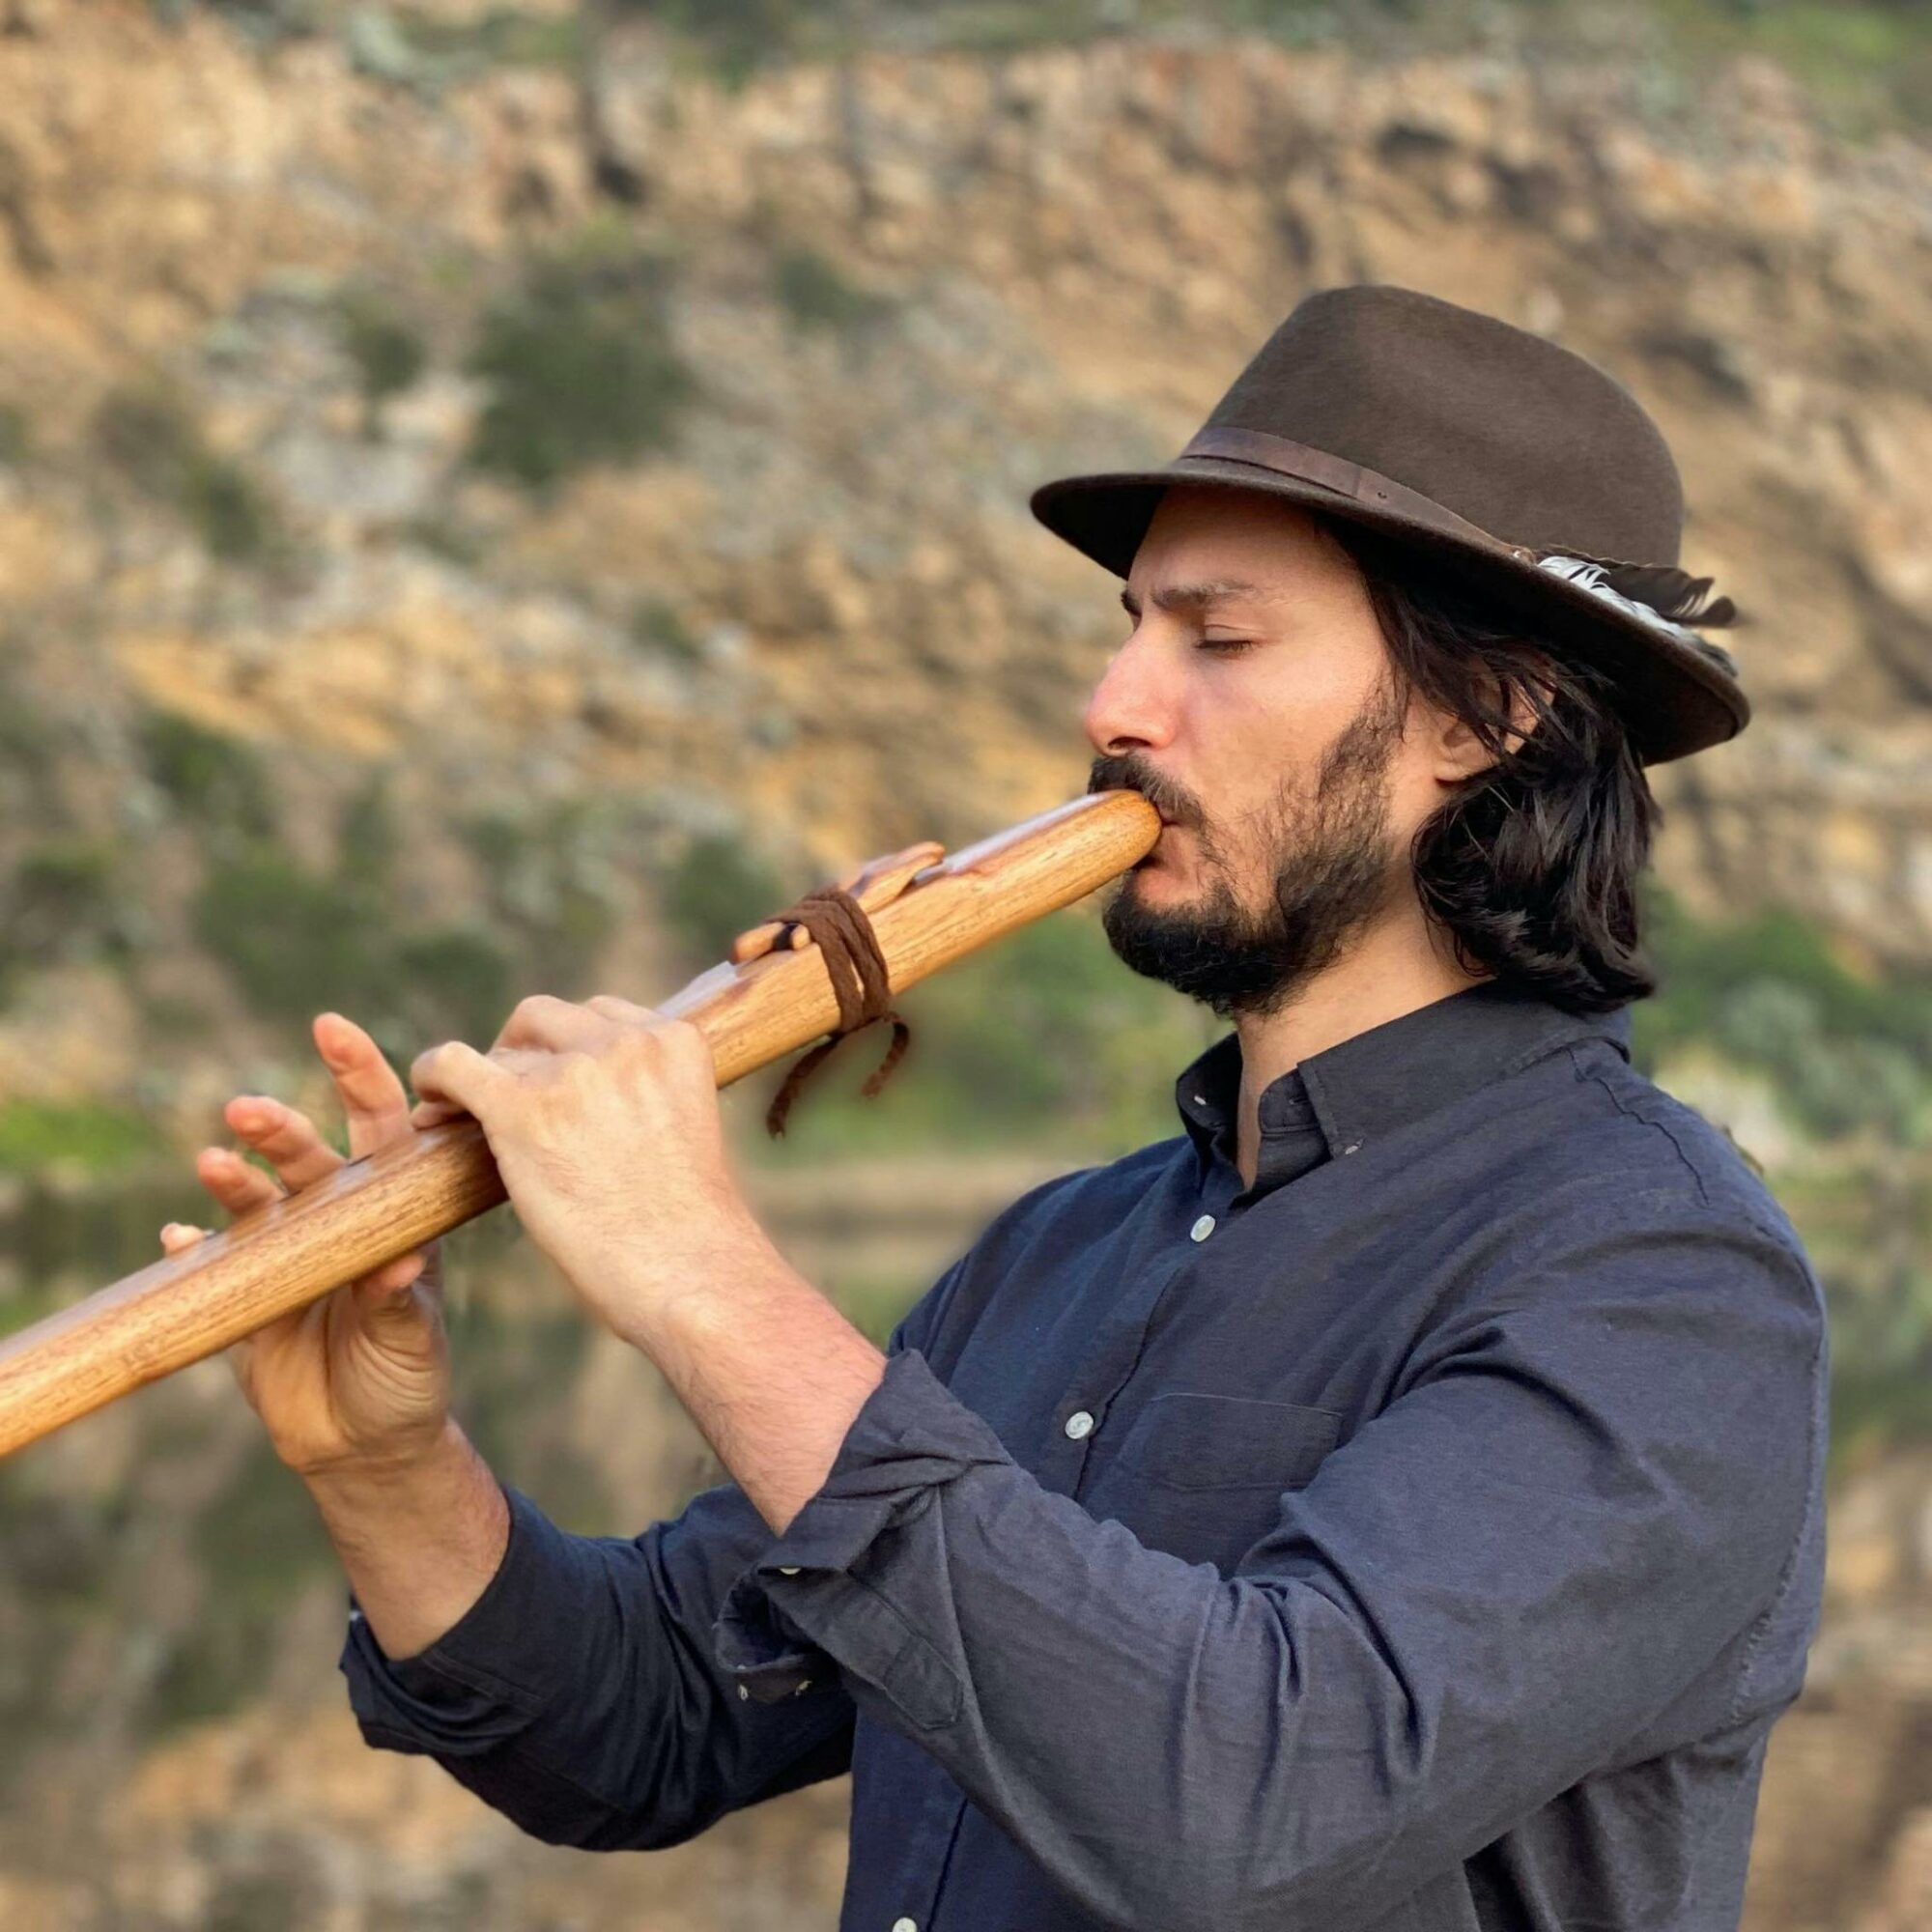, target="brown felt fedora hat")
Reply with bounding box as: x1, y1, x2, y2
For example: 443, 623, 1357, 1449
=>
1031, 283, 1747, 766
